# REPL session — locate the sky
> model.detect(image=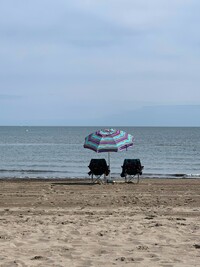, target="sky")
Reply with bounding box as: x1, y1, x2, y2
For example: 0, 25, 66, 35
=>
0, 0, 200, 126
